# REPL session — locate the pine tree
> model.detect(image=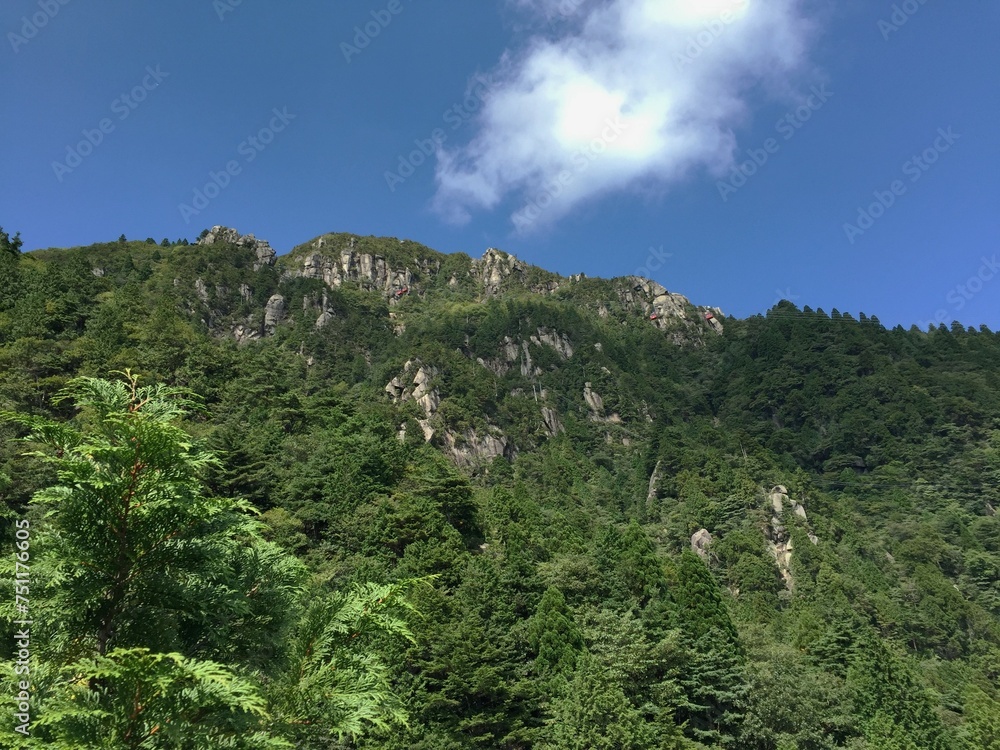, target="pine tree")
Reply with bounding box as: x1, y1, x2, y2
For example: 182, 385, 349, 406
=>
0, 225, 23, 256
528, 587, 584, 680
672, 550, 747, 746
